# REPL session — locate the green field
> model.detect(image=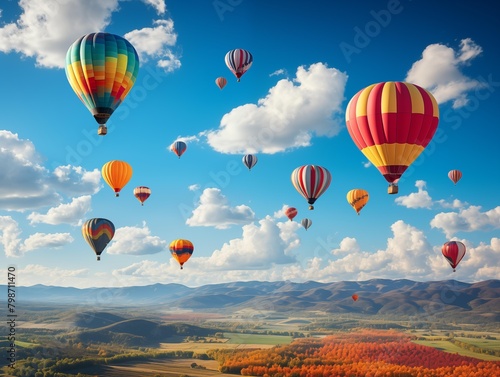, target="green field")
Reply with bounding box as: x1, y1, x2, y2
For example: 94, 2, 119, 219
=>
412, 339, 500, 361
224, 332, 293, 345
455, 337, 500, 352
